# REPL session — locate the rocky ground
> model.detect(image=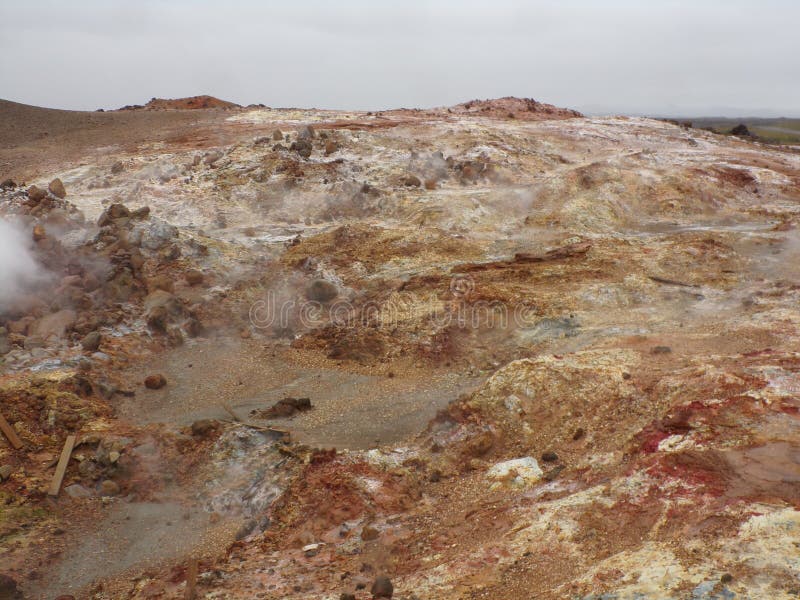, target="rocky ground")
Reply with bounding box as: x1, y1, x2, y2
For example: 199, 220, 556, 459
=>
1, 96, 800, 599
